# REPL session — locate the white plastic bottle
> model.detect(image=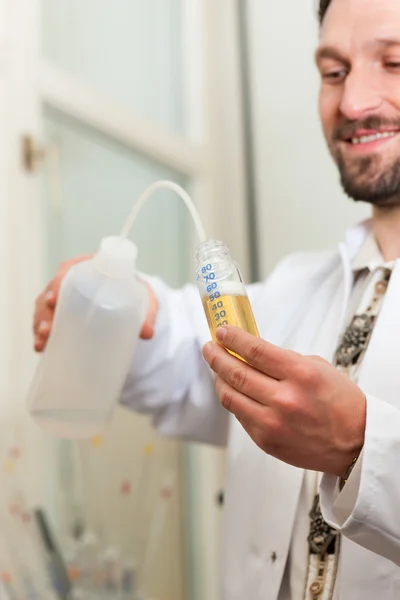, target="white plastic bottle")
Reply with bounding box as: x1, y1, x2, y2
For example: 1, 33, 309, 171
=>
27, 236, 149, 439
